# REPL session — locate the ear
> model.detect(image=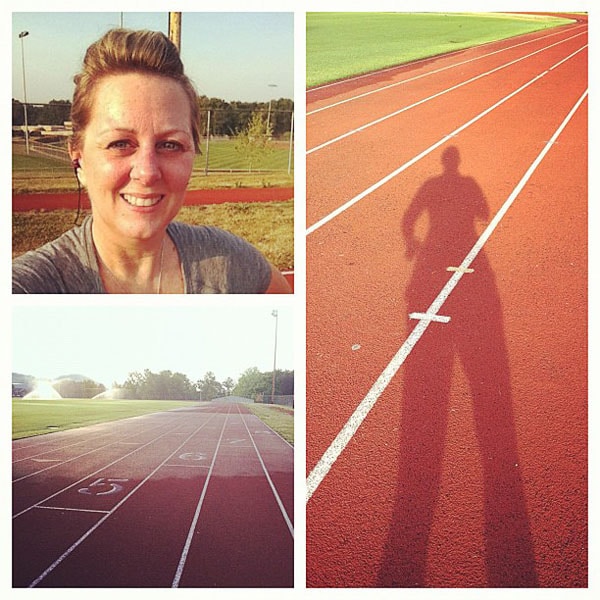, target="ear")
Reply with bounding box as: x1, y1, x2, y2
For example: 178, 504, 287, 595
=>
70, 154, 86, 187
